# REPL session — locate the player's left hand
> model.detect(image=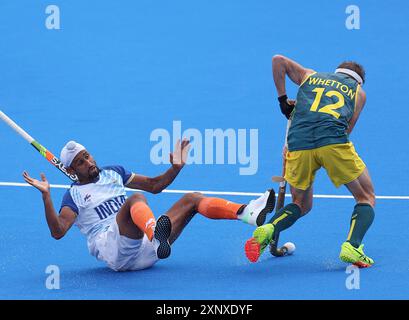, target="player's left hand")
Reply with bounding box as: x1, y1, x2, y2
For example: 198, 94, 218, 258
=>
170, 138, 191, 170
278, 95, 296, 119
